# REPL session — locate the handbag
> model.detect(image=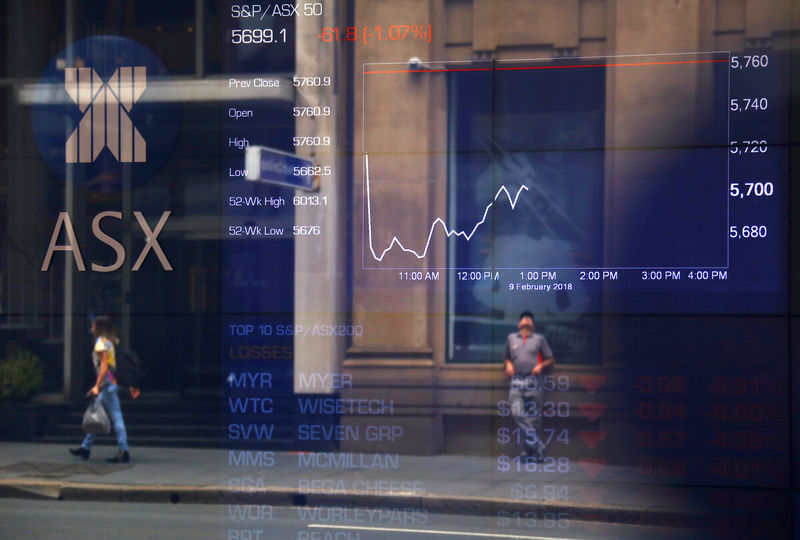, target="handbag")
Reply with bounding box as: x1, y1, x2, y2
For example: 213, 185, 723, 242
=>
81, 398, 111, 434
